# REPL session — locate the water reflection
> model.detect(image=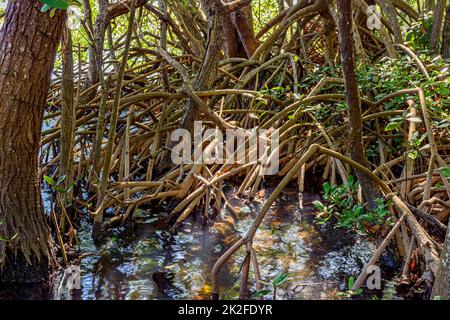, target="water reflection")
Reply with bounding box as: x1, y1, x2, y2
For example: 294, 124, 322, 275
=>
59, 186, 376, 300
